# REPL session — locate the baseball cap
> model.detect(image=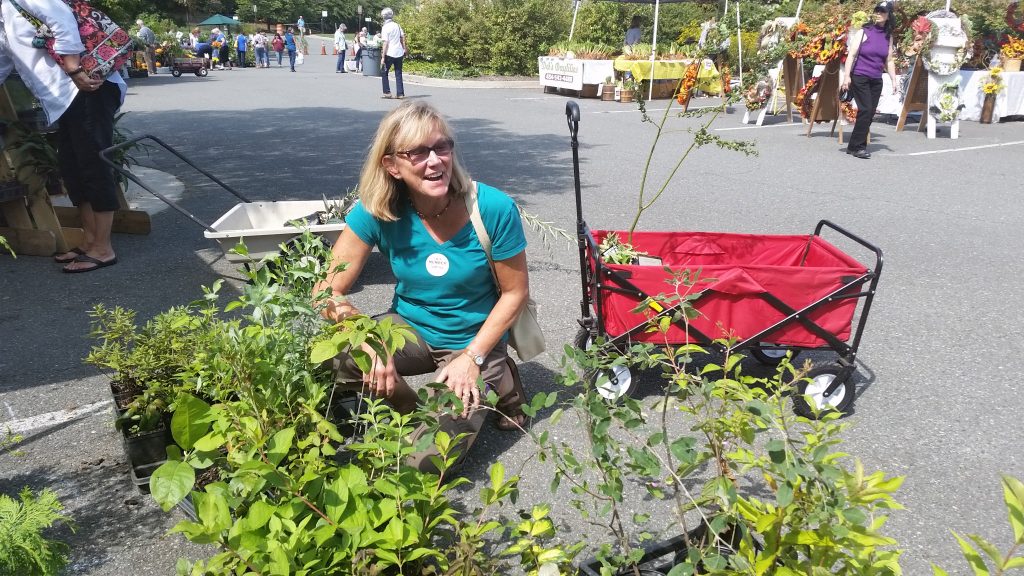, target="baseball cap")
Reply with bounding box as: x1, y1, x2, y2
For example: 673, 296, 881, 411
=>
873, 1, 891, 12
